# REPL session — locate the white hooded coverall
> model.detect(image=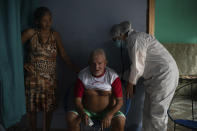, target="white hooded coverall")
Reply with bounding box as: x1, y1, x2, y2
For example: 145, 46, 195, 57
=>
126, 31, 179, 131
